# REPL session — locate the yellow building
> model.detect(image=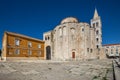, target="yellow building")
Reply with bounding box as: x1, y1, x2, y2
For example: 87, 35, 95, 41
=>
2, 31, 45, 61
